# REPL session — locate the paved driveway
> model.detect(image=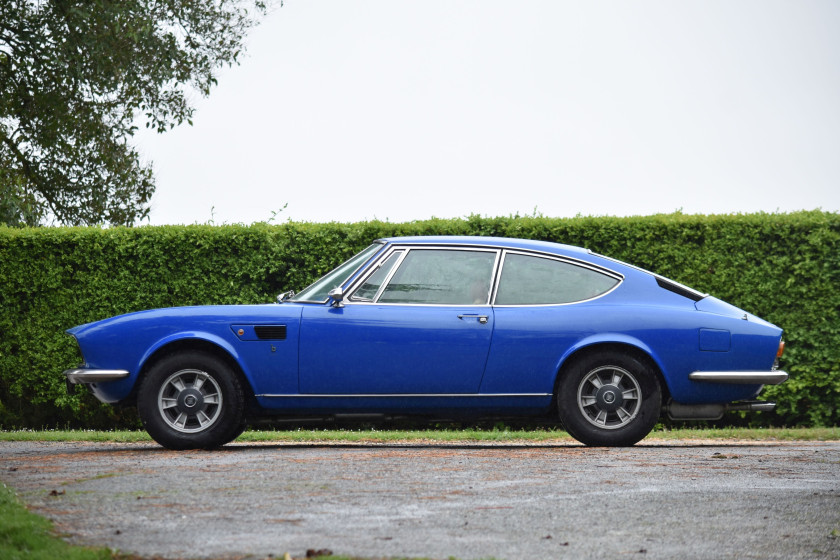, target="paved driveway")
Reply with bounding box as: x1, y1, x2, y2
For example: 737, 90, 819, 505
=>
2, 440, 839, 559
